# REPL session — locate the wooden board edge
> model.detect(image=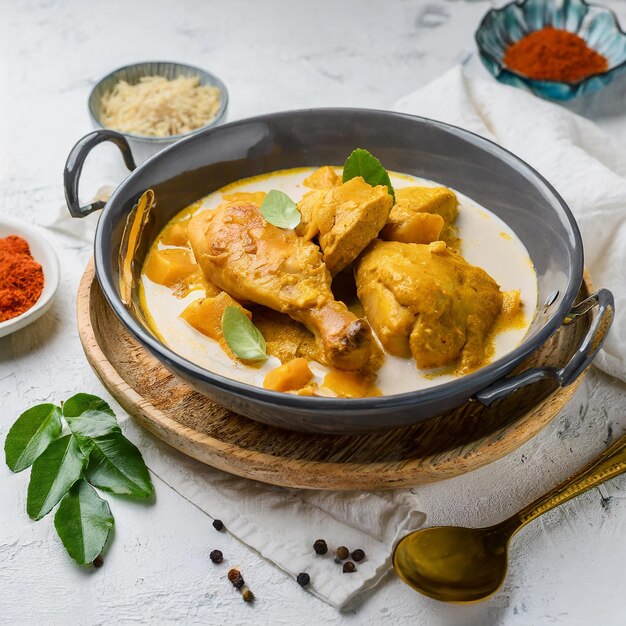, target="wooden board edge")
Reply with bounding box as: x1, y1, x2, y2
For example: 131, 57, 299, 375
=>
76, 261, 590, 490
